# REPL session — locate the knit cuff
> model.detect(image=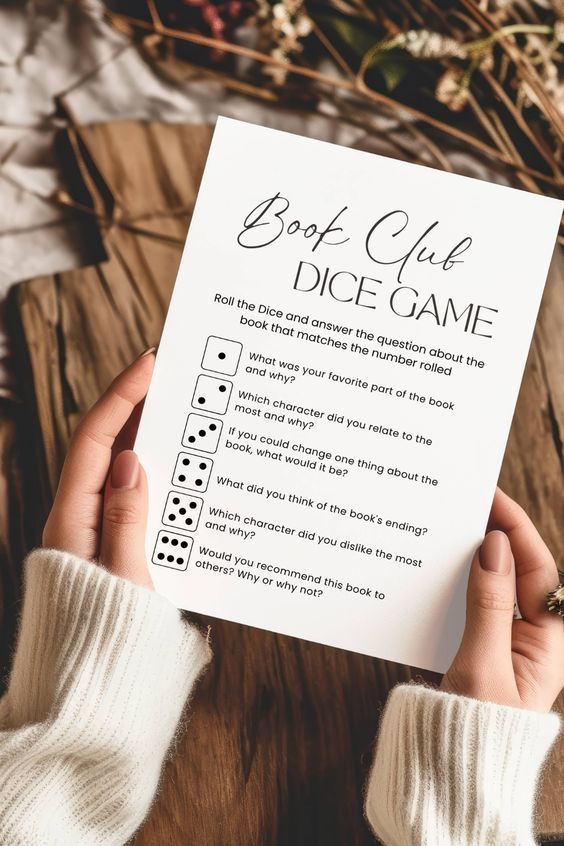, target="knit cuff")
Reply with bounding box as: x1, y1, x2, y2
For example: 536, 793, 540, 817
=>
6, 548, 211, 727
0, 549, 211, 844
365, 684, 561, 846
